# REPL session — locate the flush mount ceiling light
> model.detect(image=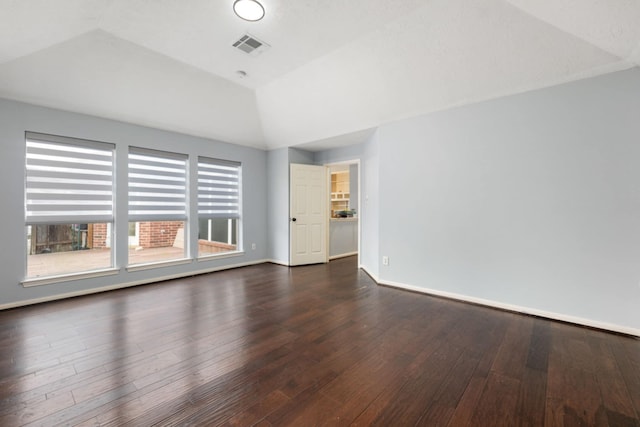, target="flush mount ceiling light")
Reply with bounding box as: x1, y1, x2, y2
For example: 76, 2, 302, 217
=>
233, 0, 265, 22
